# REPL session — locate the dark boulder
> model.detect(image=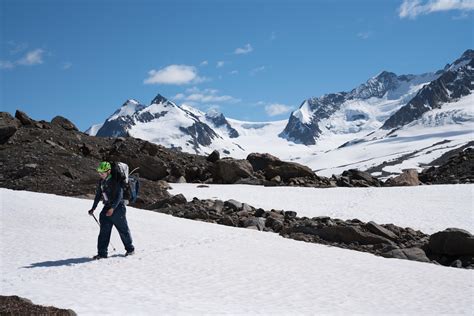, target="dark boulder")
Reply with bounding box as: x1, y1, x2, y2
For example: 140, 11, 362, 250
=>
51, 116, 79, 131
338, 169, 382, 187
213, 158, 253, 183
366, 221, 398, 240
0, 112, 21, 144
15, 110, 35, 126
314, 226, 394, 245
148, 193, 187, 209
247, 152, 281, 171
429, 228, 474, 256
265, 162, 316, 181
207, 150, 220, 163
